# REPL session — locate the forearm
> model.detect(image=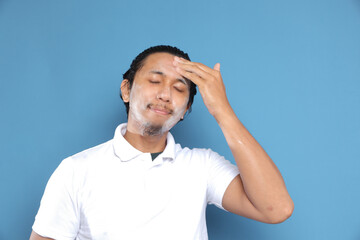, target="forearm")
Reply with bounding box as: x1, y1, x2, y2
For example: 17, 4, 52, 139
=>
215, 105, 293, 220
173, 56, 293, 221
